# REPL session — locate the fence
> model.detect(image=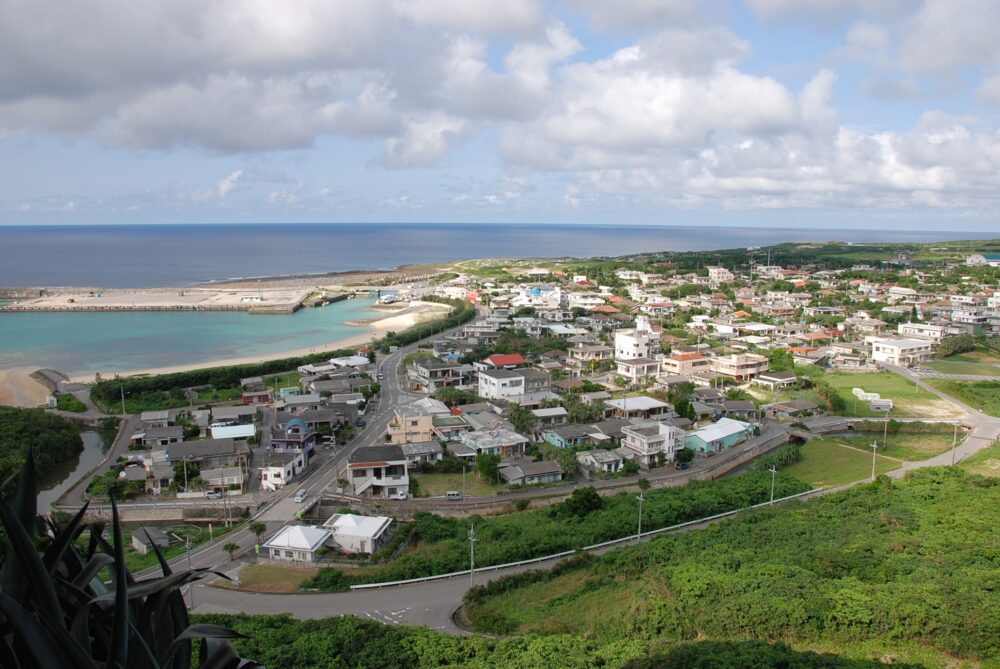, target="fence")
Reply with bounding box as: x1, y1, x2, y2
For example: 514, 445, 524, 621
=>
349, 488, 820, 590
